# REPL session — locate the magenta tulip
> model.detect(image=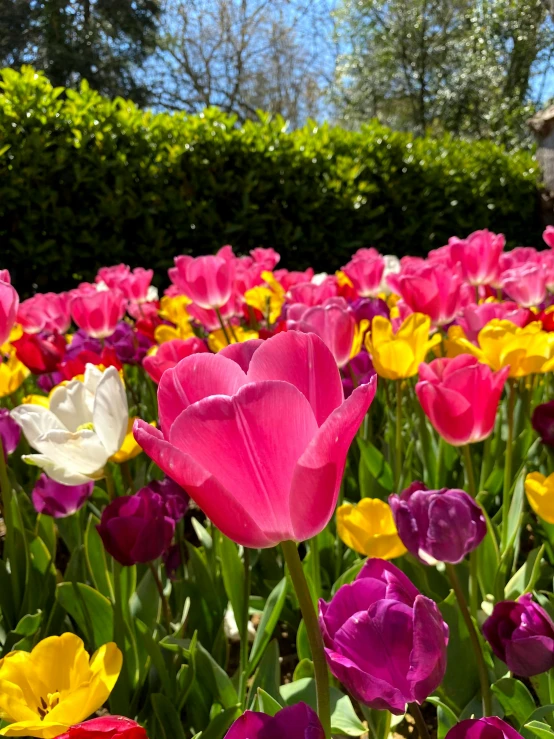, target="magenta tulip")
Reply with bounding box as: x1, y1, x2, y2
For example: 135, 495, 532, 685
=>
502, 264, 547, 307
416, 355, 509, 445
319, 559, 448, 714
449, 230, 505, 286
143, 337, 208, 383
0, 278, 19, 347
387, 262, 463, 326
70, 289, 126, 339
544, 226, 554, 249
32, 474, 94, 518
169, 255, 235, 309
342, 255, 385, 298
446, 718, 524, 739
134, 331, 376, 548
225, 704, 324, 739
287, 297, 356, 367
